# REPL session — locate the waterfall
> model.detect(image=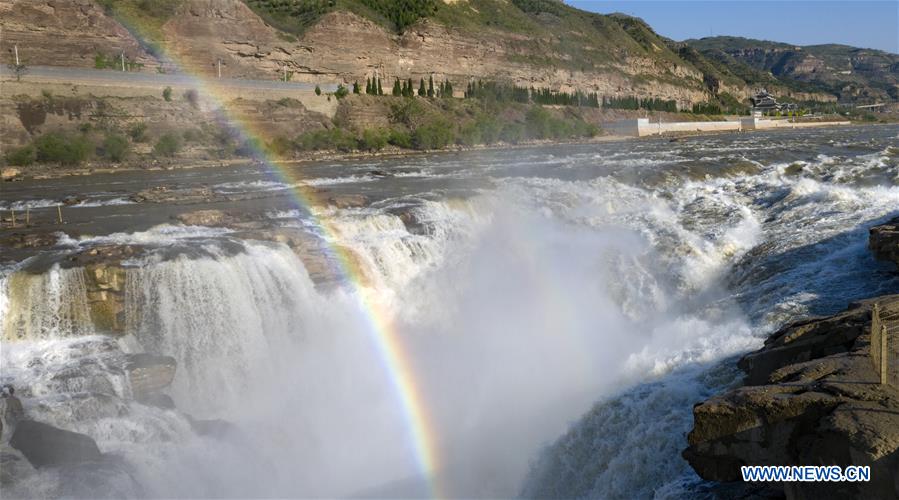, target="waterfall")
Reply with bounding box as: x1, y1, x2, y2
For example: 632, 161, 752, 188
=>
1, 266, 95, 341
